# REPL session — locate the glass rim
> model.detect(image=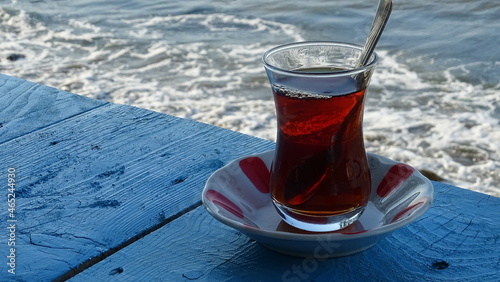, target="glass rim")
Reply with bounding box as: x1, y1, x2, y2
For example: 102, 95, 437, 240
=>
262, 41, 379, 77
